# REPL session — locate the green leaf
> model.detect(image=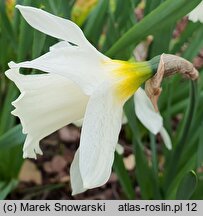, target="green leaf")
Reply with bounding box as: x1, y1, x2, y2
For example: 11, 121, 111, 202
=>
102, 0, 137, 57
58, 0, 74, 19
114, 0, 136, 32
17, 4, 33, 61
32, 30, 46, 59
149, 22, 174, 57
170, 21, 201, 54
106, 0, 202, 58
164, 81, 198, 188
47, 0, 58, 15
0, 119, 24, 179
197, 124, 203, 167
0, 1, 17, 49
144, 0, 164, 15
182, 26, 203, 61
113, 153, 135, 199
0, 145, 24, 180
0, 180, 18, 200
124, 98, 159, 199
0, 125, 25, 149
191, 178, 203, 199
84, 0, 109, 46
0, 84, 18, 135
176, 94, 203, 170
176, 170, 198, 200
101, 11, 119, 52
165, 155, 196, 199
